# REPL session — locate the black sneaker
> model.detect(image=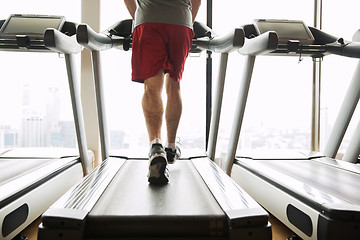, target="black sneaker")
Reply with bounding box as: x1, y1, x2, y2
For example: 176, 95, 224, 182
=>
148, 143, 169, 184
165, 146, 181, 164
